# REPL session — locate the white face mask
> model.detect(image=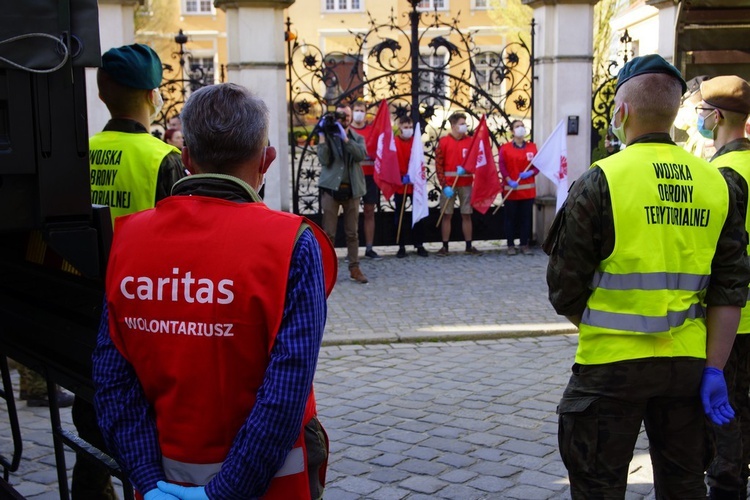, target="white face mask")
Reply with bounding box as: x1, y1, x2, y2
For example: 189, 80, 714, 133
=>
352, 110, 366, 123
149, 89, 164, 124
457, 124, 468, 134
401, 128, 413, 139
513, 126, 526, 138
